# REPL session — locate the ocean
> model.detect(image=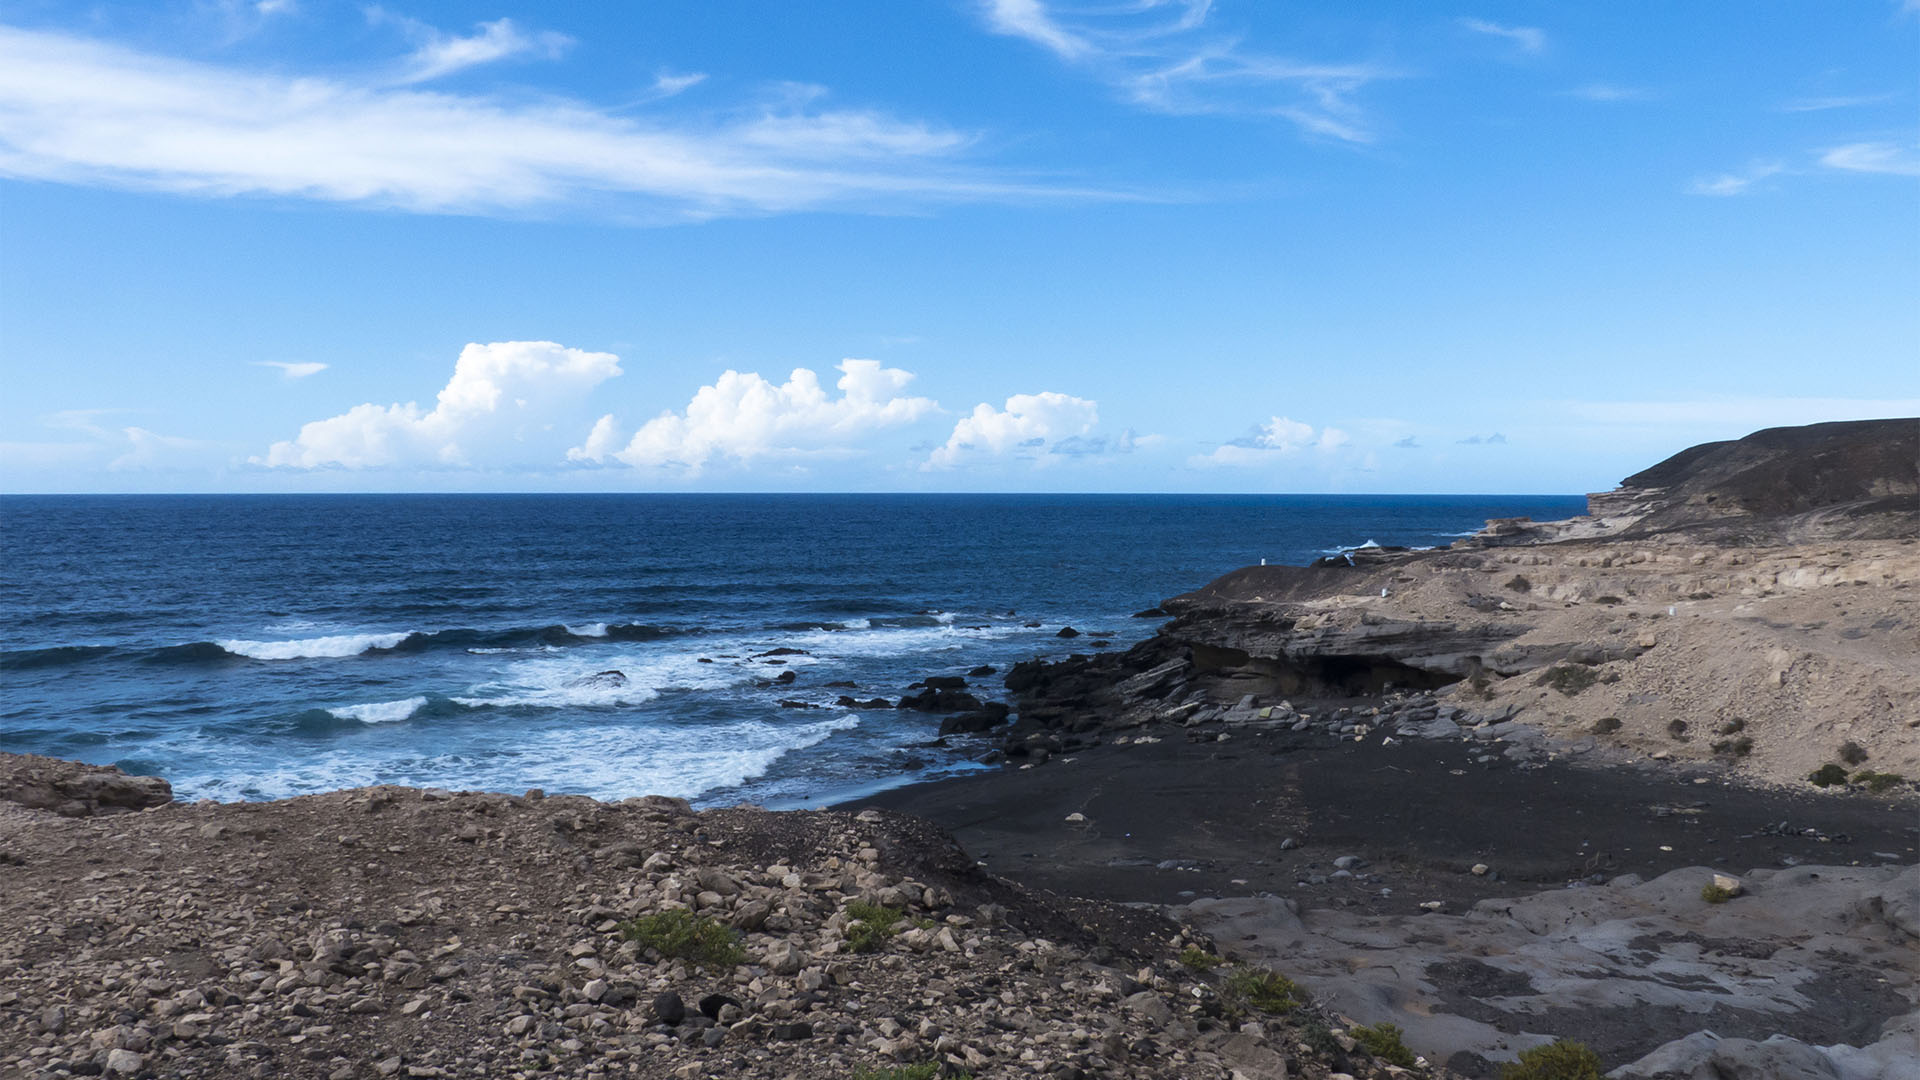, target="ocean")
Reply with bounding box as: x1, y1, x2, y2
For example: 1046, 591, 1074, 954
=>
1, 494, 1585, 807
